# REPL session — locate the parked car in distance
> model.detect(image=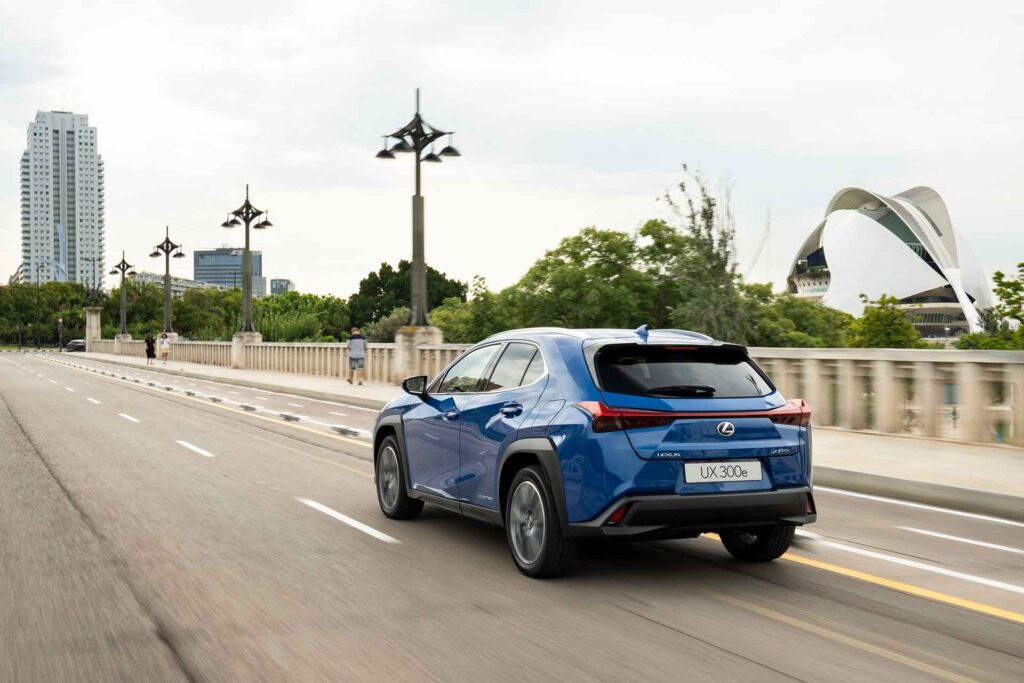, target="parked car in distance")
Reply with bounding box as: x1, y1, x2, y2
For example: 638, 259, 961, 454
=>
373, 326, 815, 578
65, 339, 86, 352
